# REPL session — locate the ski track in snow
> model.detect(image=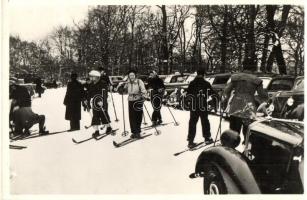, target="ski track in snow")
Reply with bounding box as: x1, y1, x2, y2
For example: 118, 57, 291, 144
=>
10, 87, 235, 194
